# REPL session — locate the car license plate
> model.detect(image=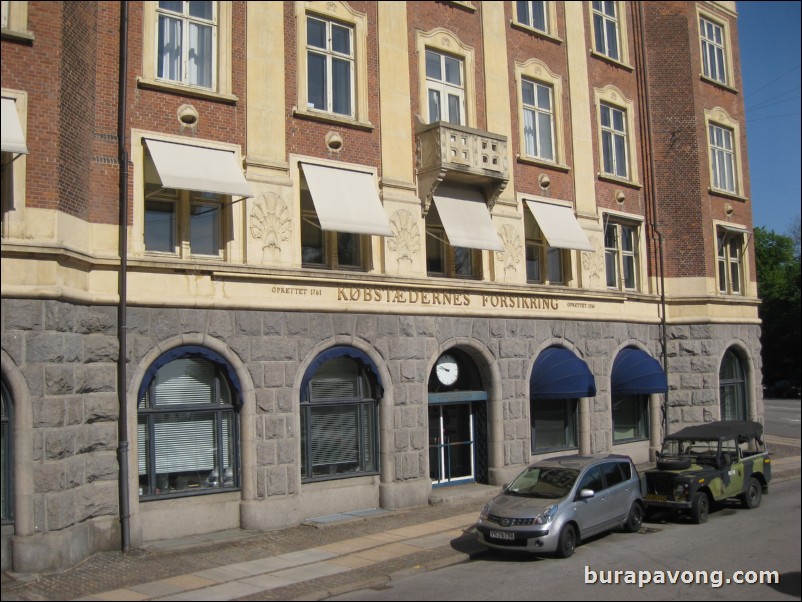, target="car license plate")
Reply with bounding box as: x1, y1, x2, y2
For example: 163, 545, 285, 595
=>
645, 494, 667, 502
489, 530, 515, 541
